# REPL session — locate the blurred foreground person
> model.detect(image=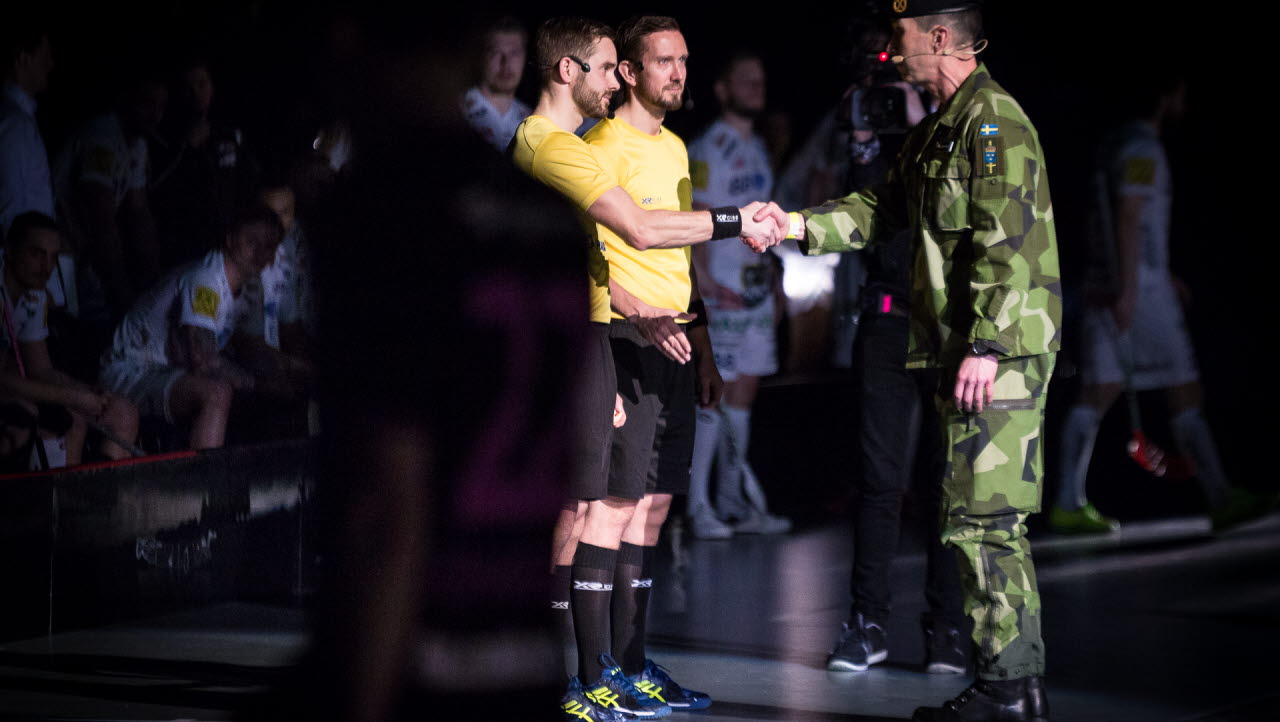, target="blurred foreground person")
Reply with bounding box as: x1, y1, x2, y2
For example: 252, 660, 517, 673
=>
251, 21, 589, 721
